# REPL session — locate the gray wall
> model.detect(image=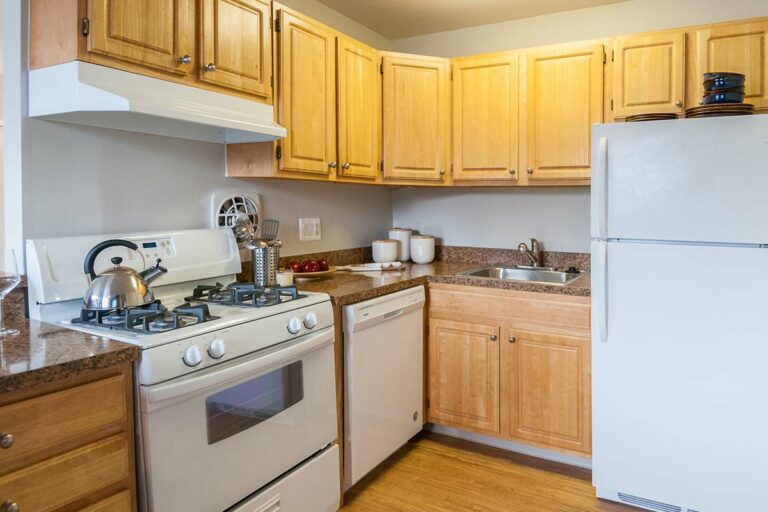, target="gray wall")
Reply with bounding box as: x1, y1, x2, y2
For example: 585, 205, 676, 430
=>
392, 187, 590, 253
